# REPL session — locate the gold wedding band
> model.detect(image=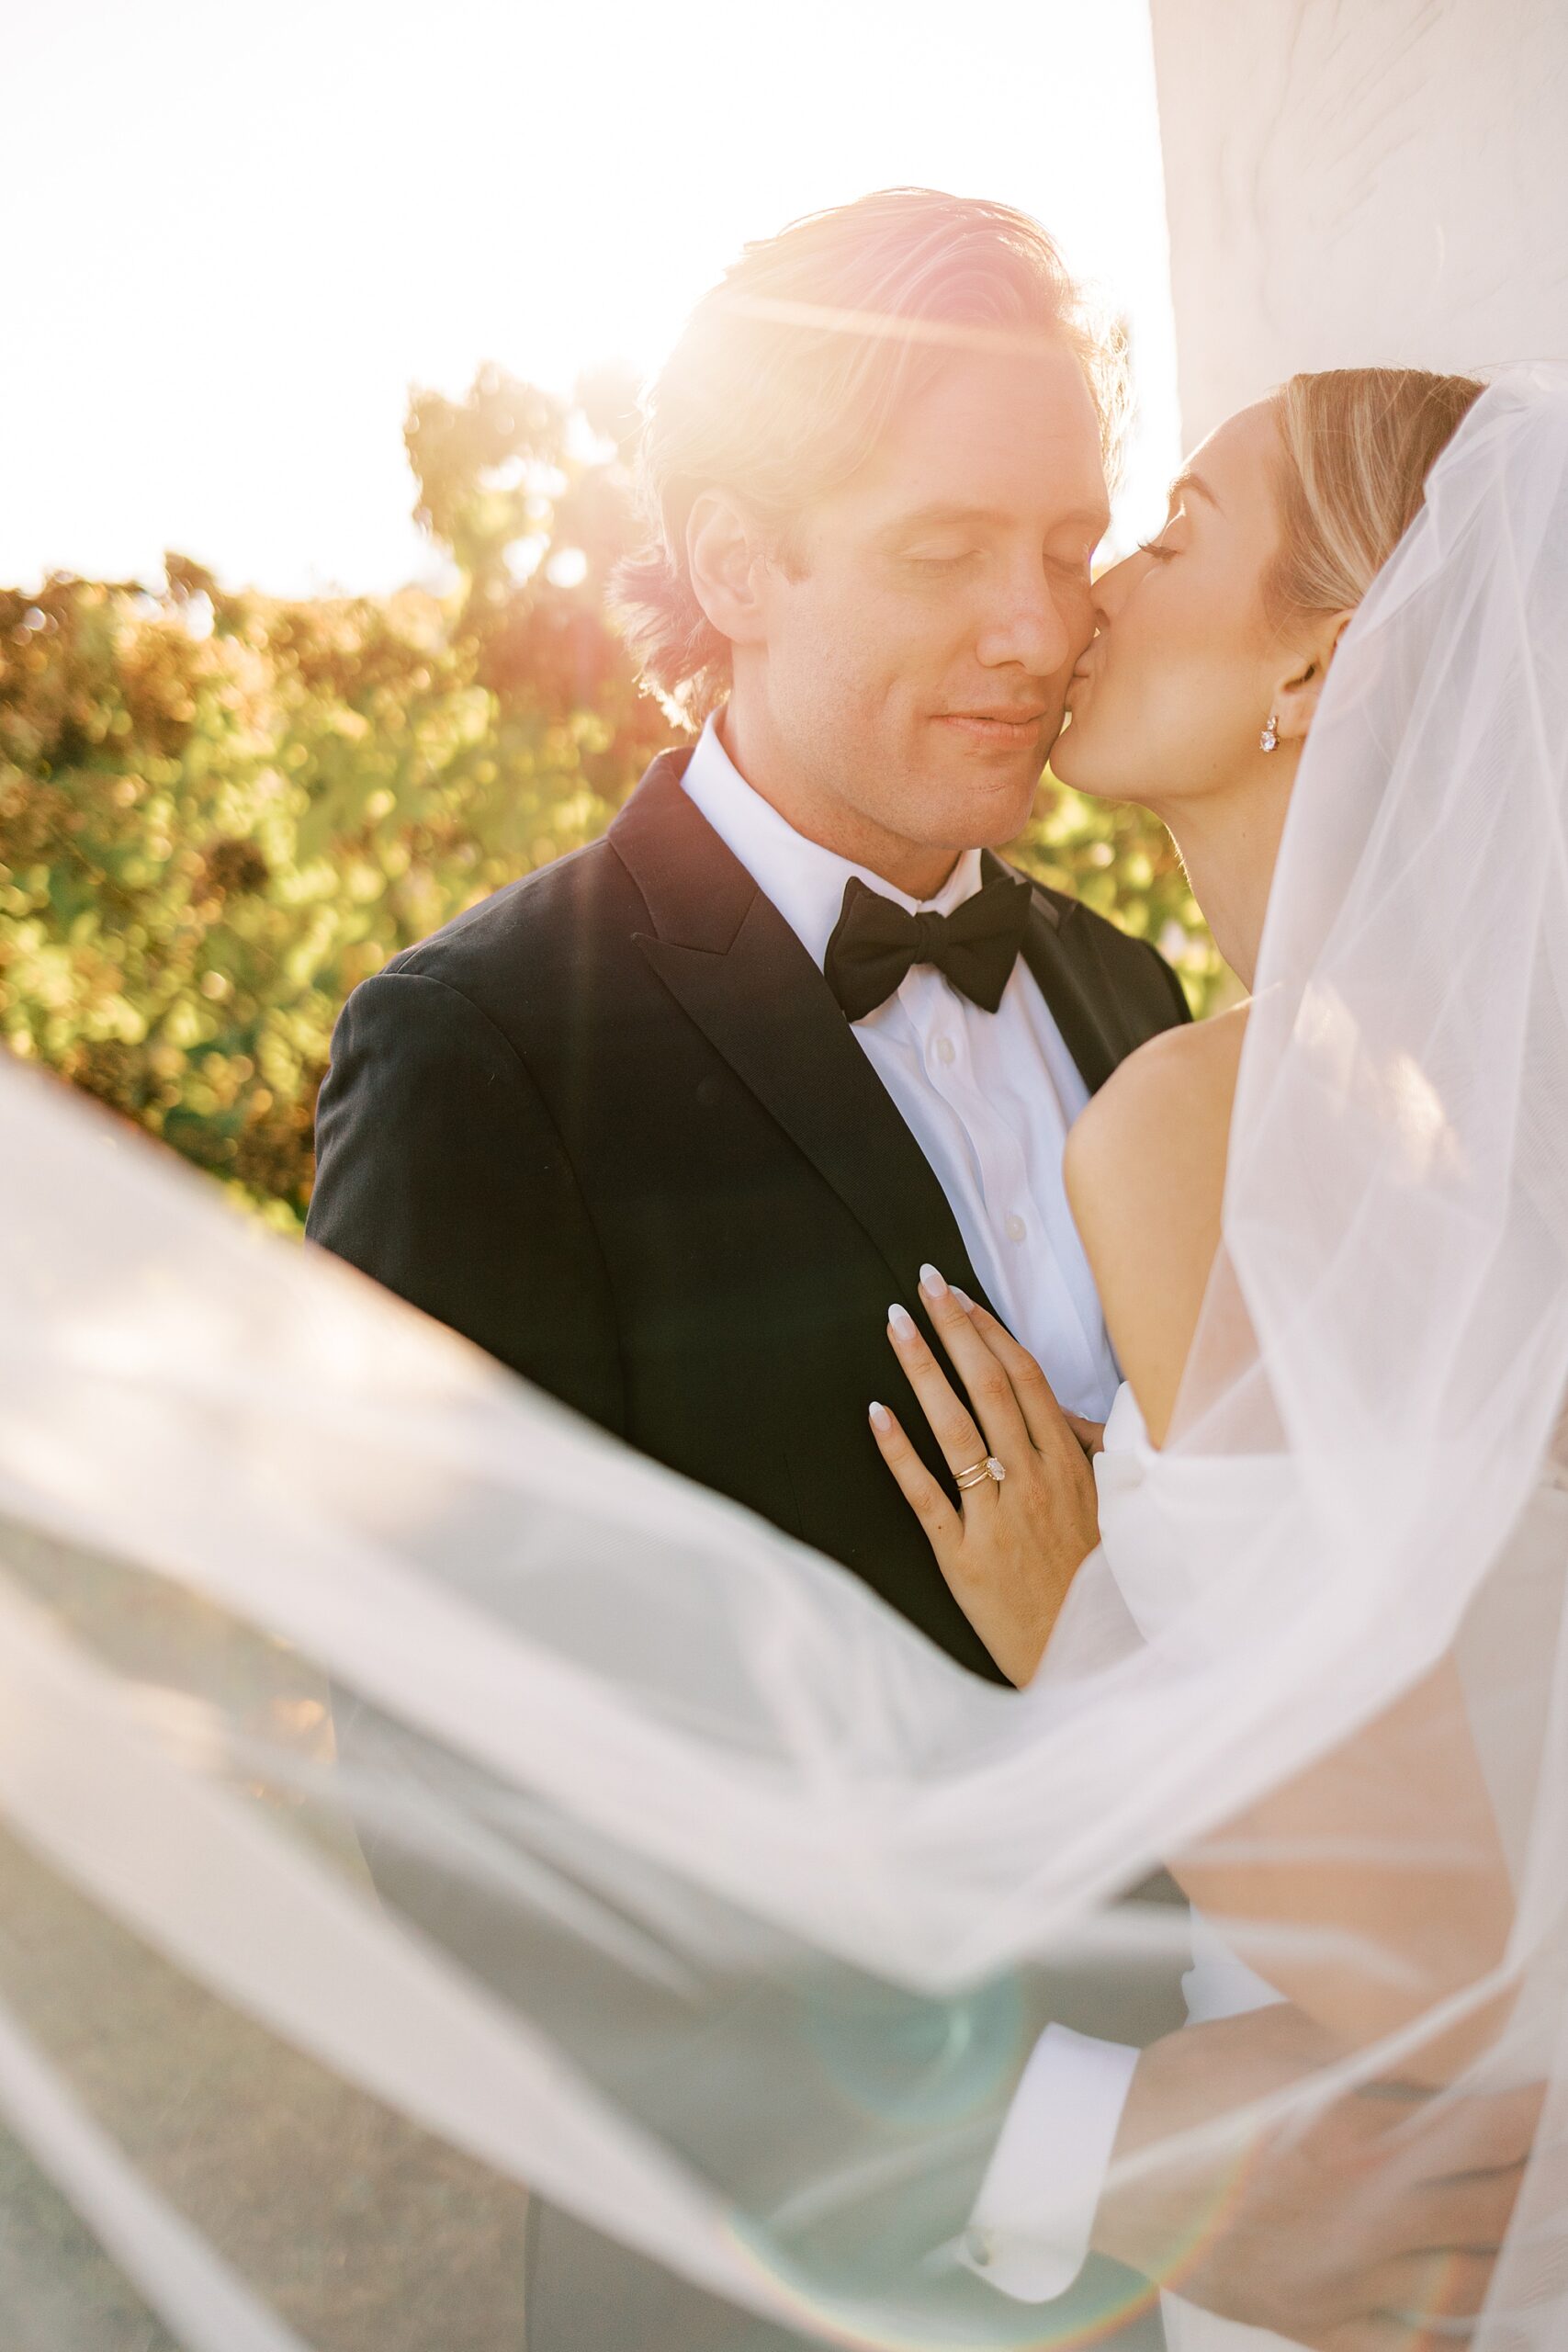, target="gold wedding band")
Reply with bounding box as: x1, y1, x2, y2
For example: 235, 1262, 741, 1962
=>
954, 1455, 1007, 1490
